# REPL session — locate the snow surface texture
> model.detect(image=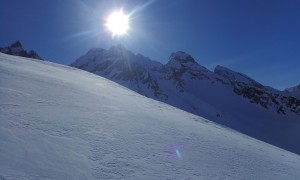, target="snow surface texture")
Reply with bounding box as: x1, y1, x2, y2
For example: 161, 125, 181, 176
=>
71, 46, 300, 155
1, 53, 300, 179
